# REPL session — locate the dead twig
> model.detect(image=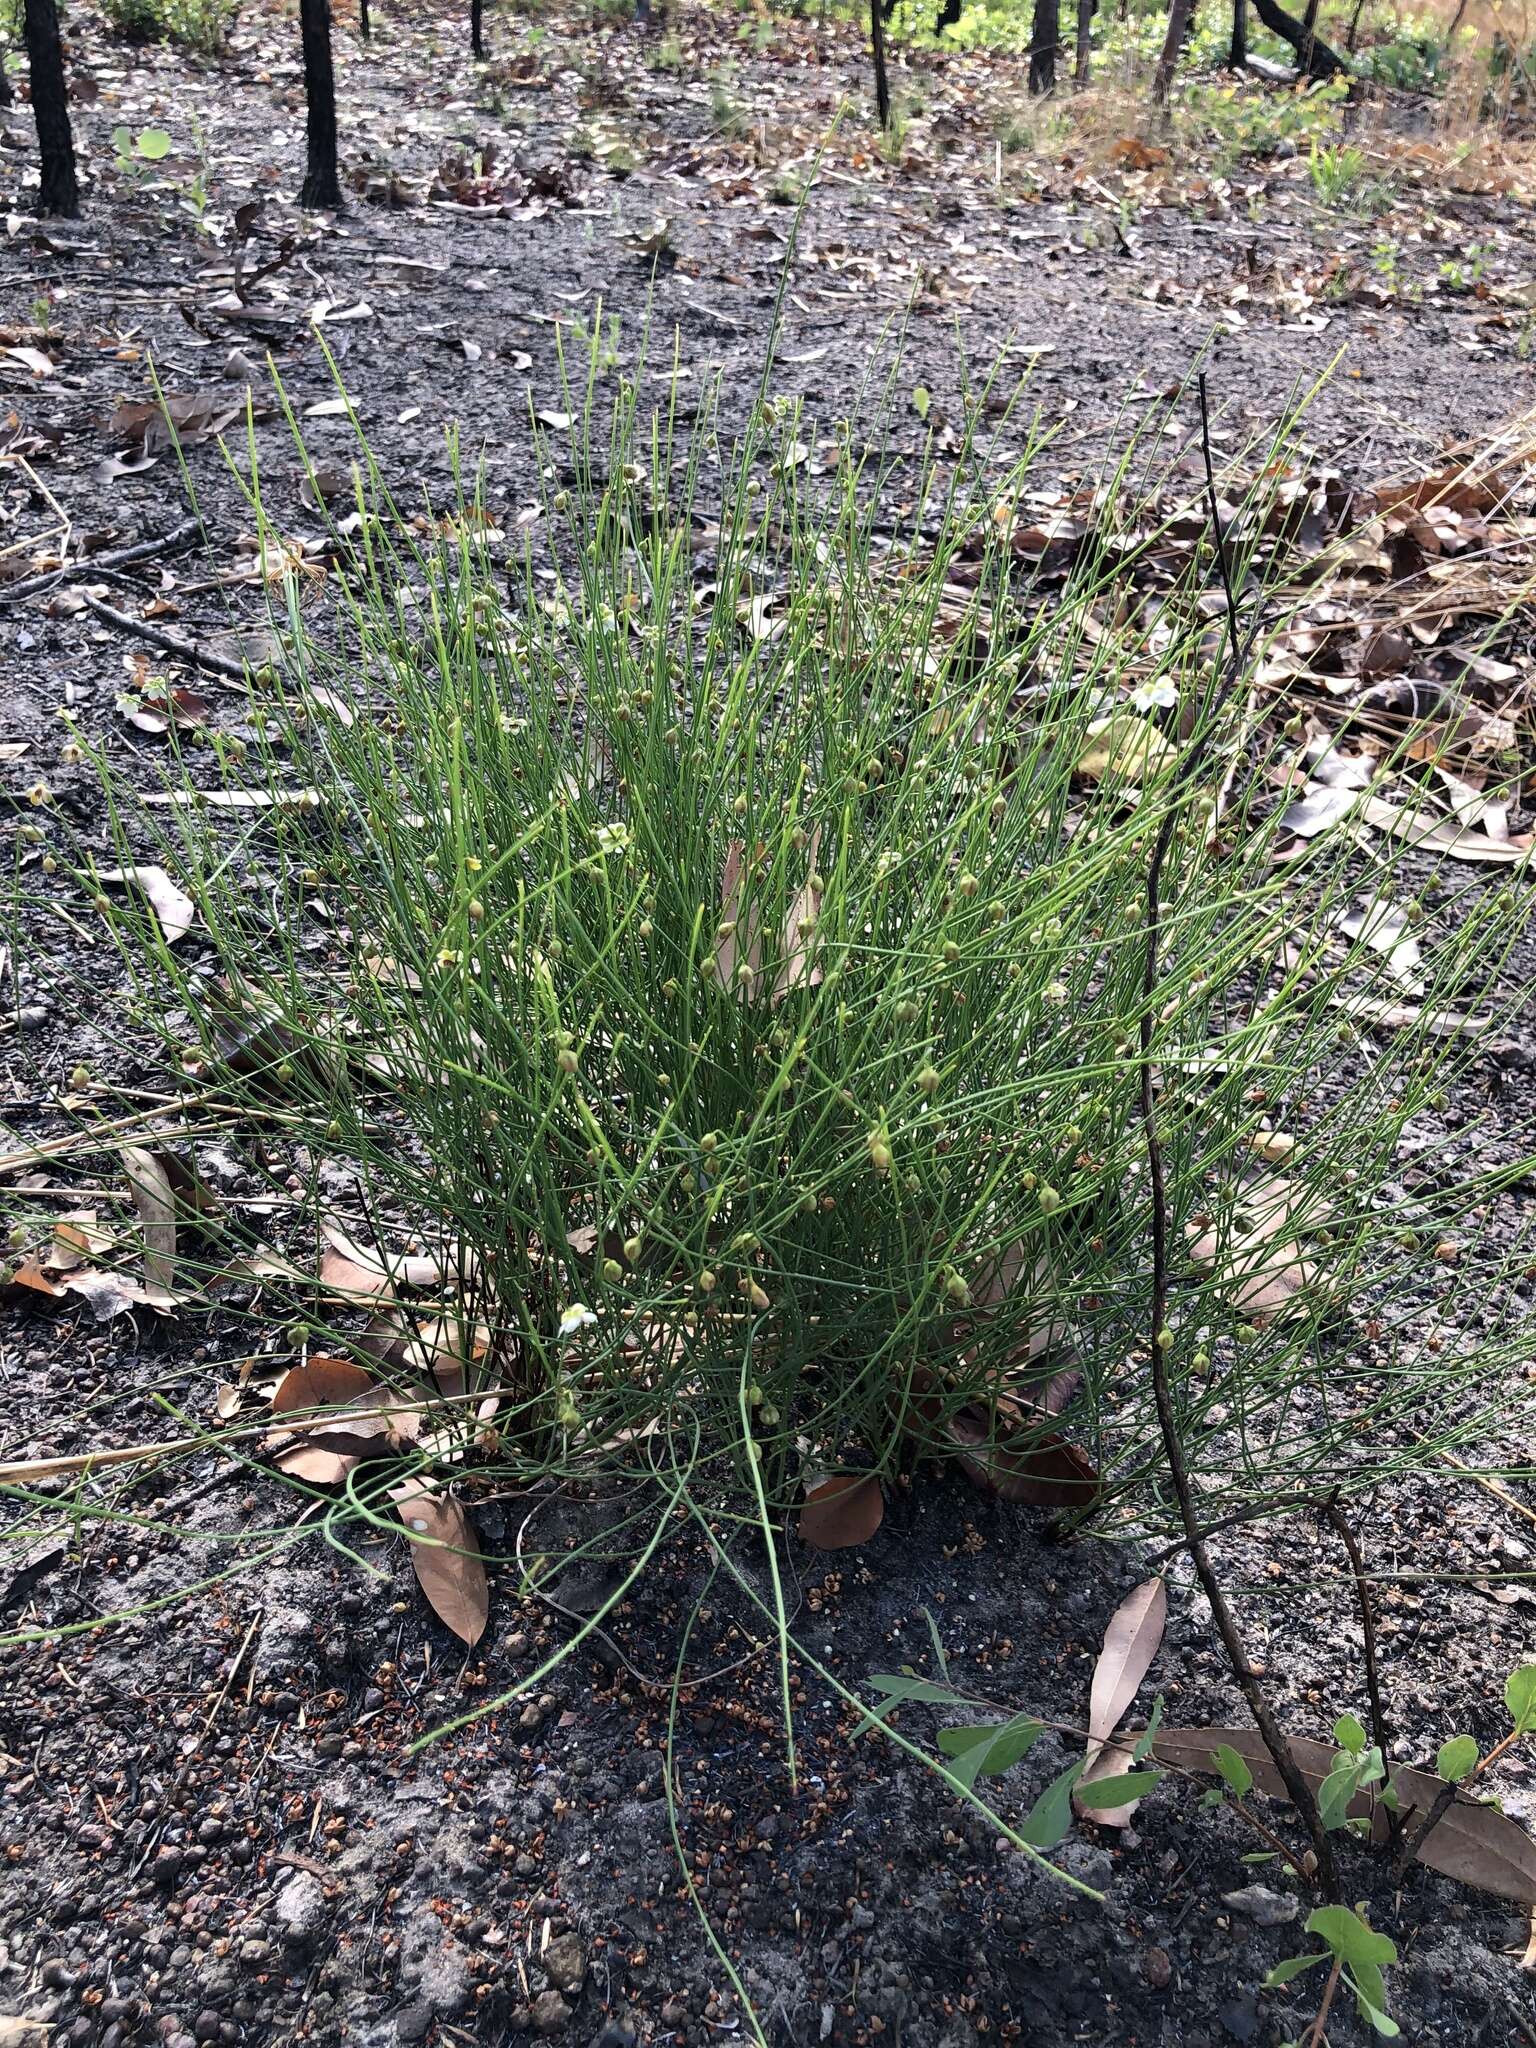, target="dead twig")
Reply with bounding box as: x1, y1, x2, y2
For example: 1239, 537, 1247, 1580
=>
1138, 371, 1336, 1897
0, 515, 203, 605
73, 589, 250, 683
